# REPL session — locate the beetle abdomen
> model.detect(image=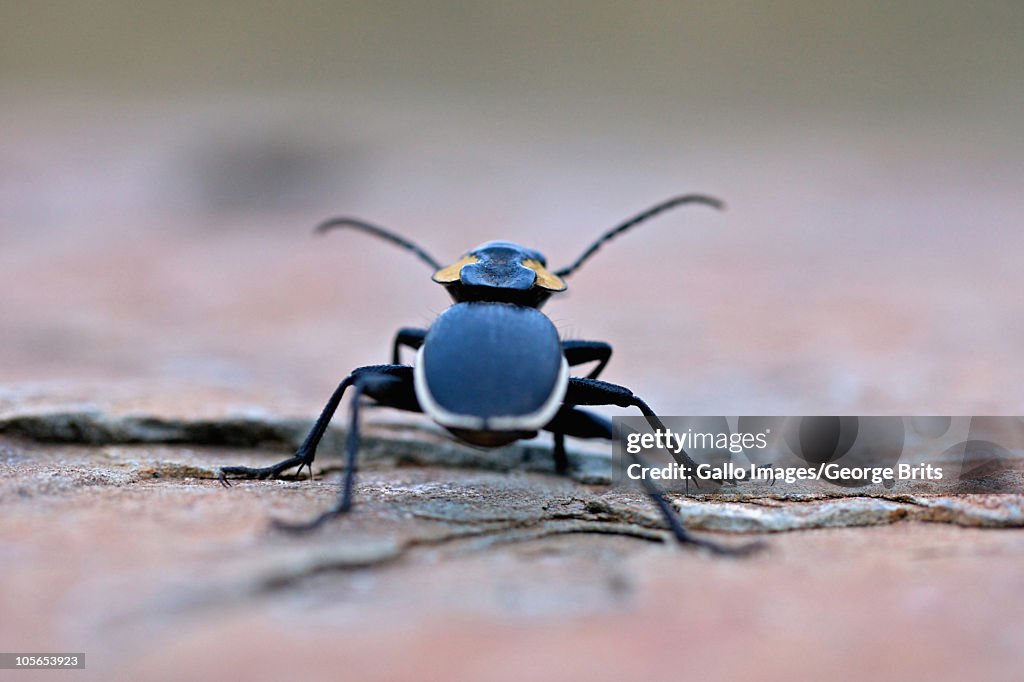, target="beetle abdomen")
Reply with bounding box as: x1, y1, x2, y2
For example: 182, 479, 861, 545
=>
414, 302, 568, 432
